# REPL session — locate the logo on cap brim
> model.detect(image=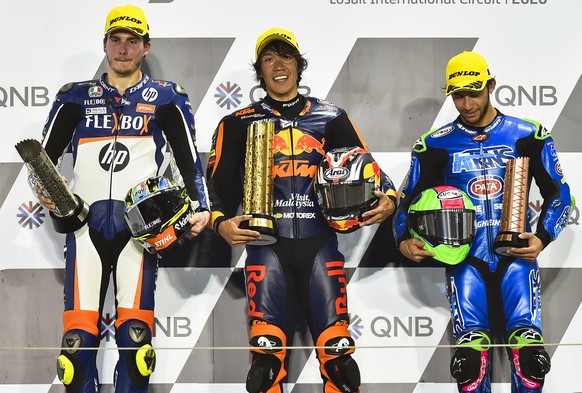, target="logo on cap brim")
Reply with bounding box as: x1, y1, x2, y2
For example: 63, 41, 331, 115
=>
446, 80, 485, 95
255, 28, 299, 59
